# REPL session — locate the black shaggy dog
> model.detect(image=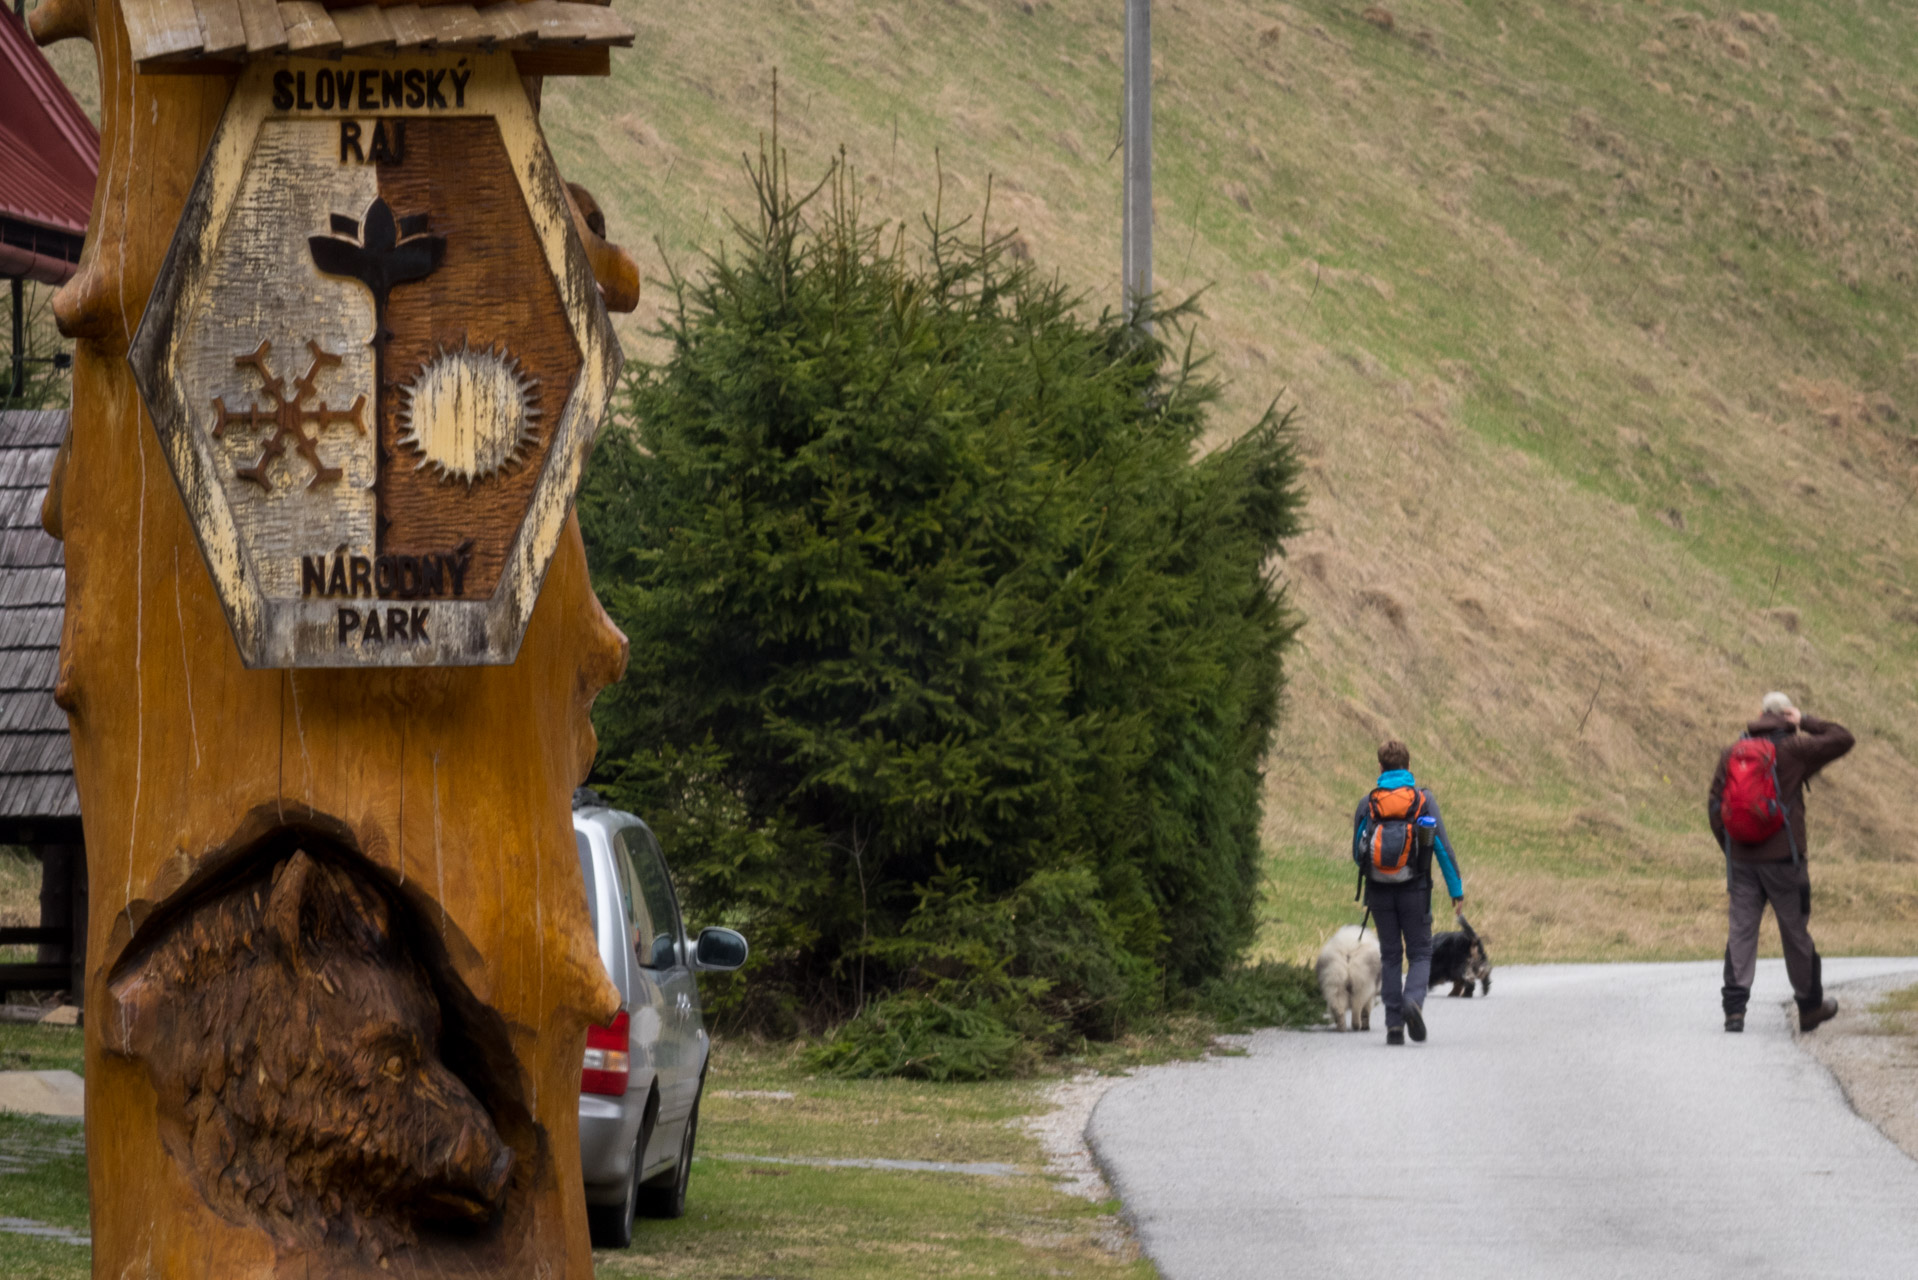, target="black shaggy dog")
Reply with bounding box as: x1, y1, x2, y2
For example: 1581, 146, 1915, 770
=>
1431, 921, 1491, 997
